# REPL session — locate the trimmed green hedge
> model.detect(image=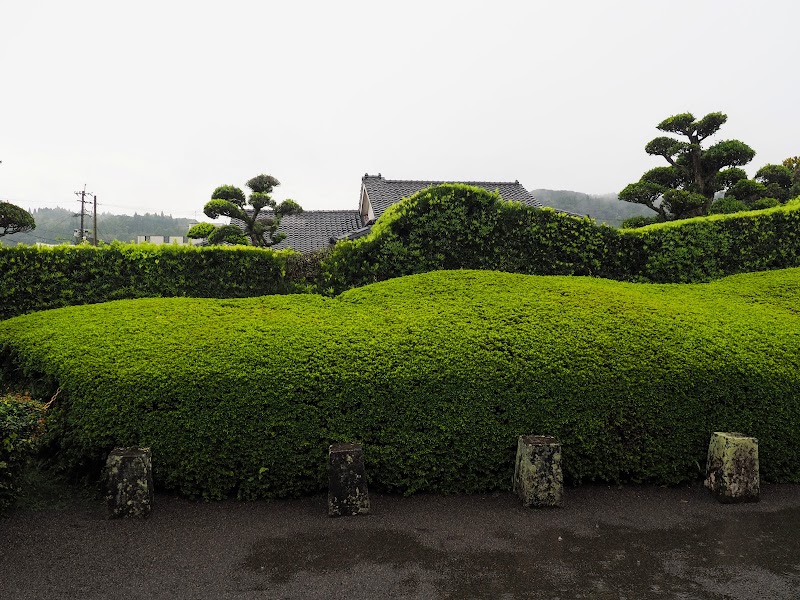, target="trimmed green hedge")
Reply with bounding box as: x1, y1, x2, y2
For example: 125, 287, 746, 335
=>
618, 199, 800, 282
1, 393, 45, 513
5, 189, 800, 321
1, 268, 799, 499
0, 243, 313, 321
320, 186, 800, 292
321, 184, 617, 294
